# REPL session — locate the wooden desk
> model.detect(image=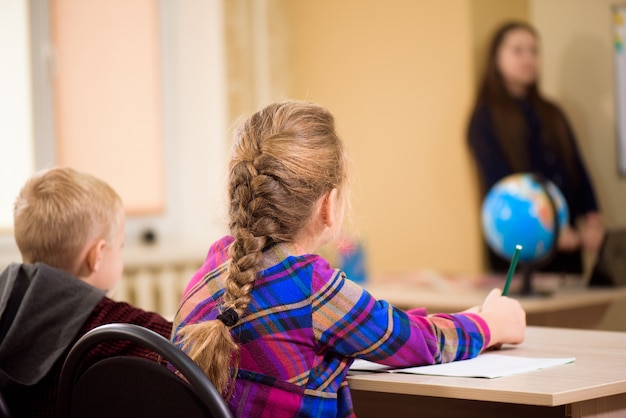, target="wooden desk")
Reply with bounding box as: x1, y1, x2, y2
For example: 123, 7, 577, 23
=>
365, 278, 626, 329
348, 326, 626, 418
